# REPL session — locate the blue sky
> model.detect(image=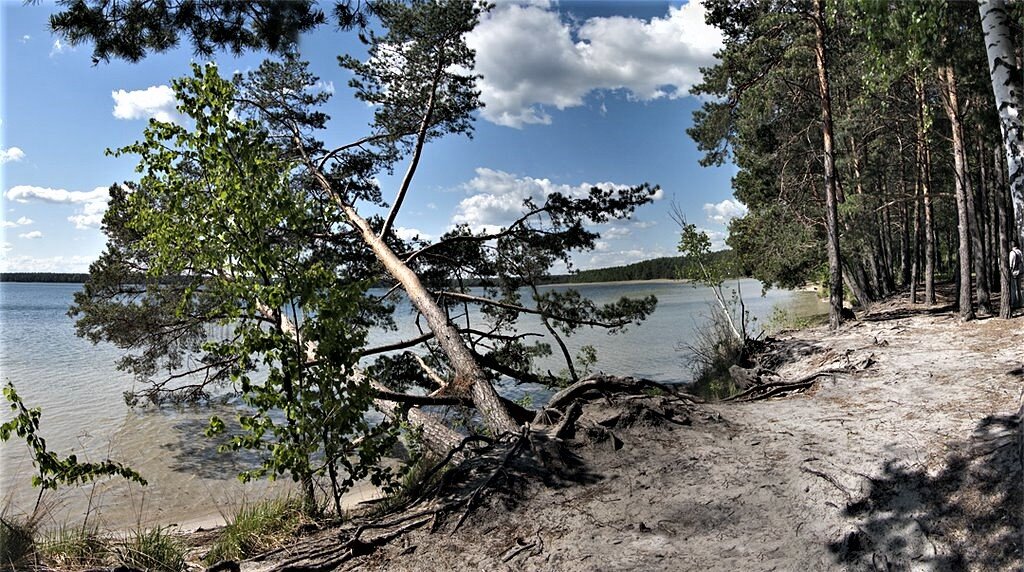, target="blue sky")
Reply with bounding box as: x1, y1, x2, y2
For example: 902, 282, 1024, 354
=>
0, 0, 742, 273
